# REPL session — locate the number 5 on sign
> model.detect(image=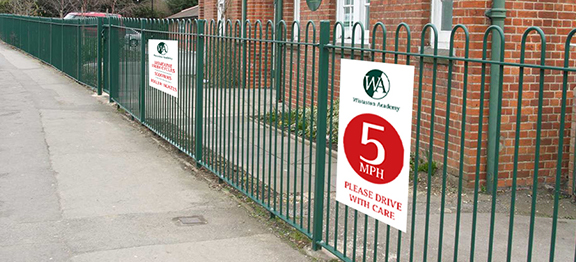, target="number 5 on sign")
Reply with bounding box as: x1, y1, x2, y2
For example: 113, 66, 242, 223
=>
360, 122, 385, 166
343, 114, 403, 184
